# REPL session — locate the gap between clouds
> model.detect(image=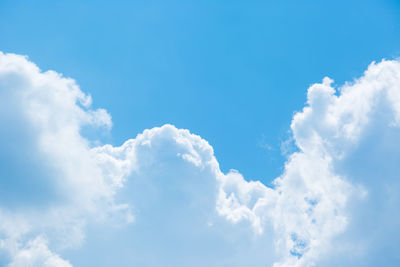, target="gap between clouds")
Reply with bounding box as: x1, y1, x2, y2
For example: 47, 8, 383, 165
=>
0, 52, 400, 266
